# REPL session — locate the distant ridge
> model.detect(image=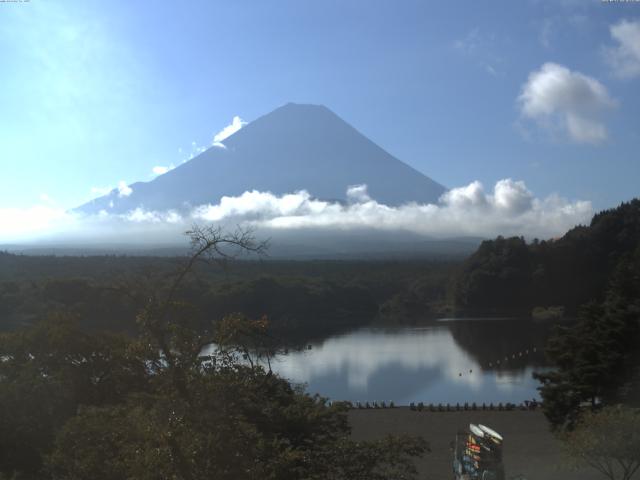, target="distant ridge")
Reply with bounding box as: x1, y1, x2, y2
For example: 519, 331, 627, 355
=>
77, 103, 446, 214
